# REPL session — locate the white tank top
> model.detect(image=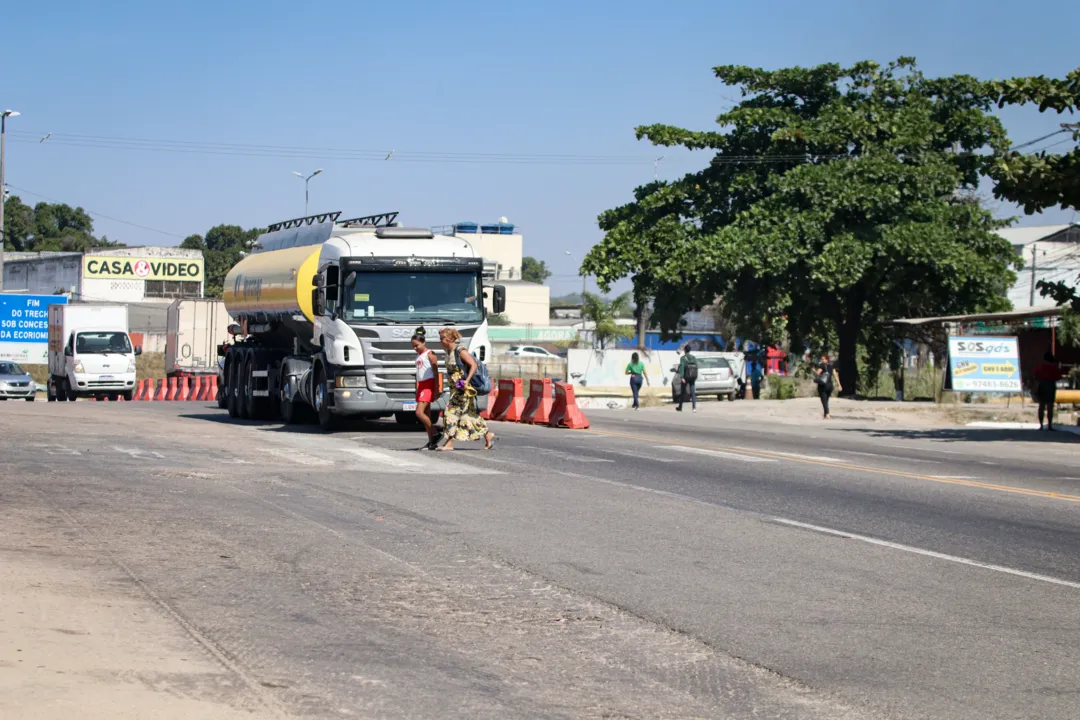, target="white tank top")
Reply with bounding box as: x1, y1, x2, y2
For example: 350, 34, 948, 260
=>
416, 350, 435, 382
